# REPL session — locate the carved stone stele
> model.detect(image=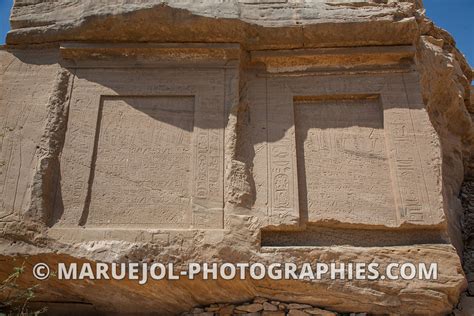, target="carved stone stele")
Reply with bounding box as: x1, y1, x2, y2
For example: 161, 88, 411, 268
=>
1, 1, 473, 314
